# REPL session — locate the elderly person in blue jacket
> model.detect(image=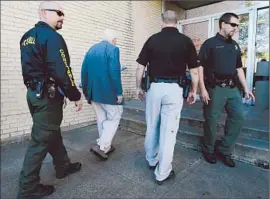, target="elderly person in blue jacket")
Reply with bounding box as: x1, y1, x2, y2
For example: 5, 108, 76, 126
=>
81, 29, 123, 160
